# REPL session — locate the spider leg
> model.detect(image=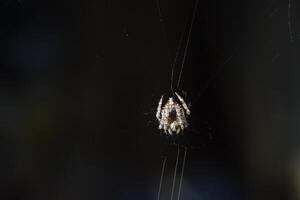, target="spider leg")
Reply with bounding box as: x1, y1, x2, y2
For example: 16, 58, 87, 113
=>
161, 122, 167, 134
175, 92, 190, 115
156, 95, 164, 120
159, 123, 163, 130
164, 126, 168, 134
168, 128, 173, 135
180, 123, 184, 131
